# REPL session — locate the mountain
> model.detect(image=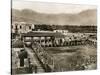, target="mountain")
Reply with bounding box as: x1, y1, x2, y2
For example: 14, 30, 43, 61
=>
12, 9, 97, 26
